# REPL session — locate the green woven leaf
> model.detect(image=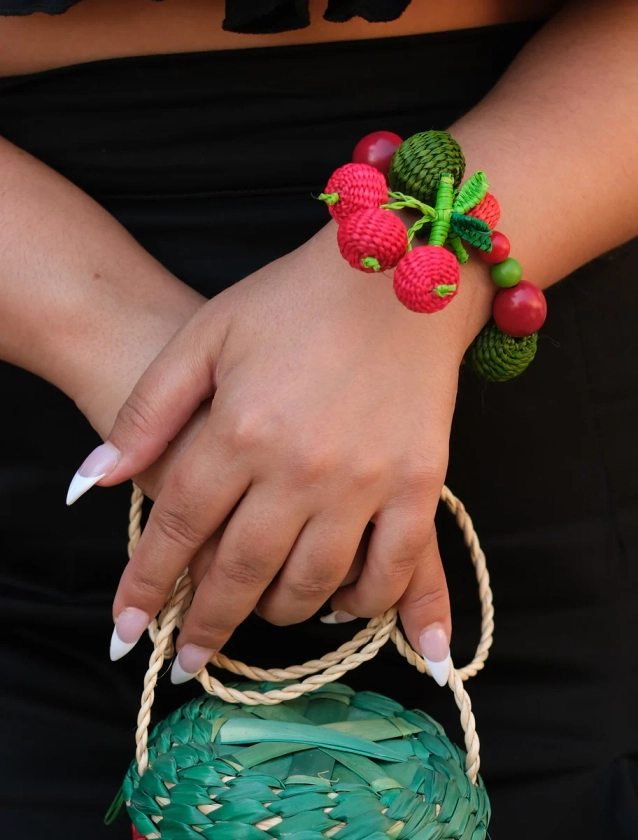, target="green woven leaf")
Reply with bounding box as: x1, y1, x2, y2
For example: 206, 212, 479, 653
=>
268, 792, 335, 817
268, 811, 339, 836
159, 819, 209, 840
219, 720, 406, 762
179, 765, 222, 786
210, 799, 273, 823
323, 718, 421, 742
450, 212, 492, 251
453, 171, 489, 215
330, 810, 395, 839
199, 824, 270, 840
124, 681, 490, 840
